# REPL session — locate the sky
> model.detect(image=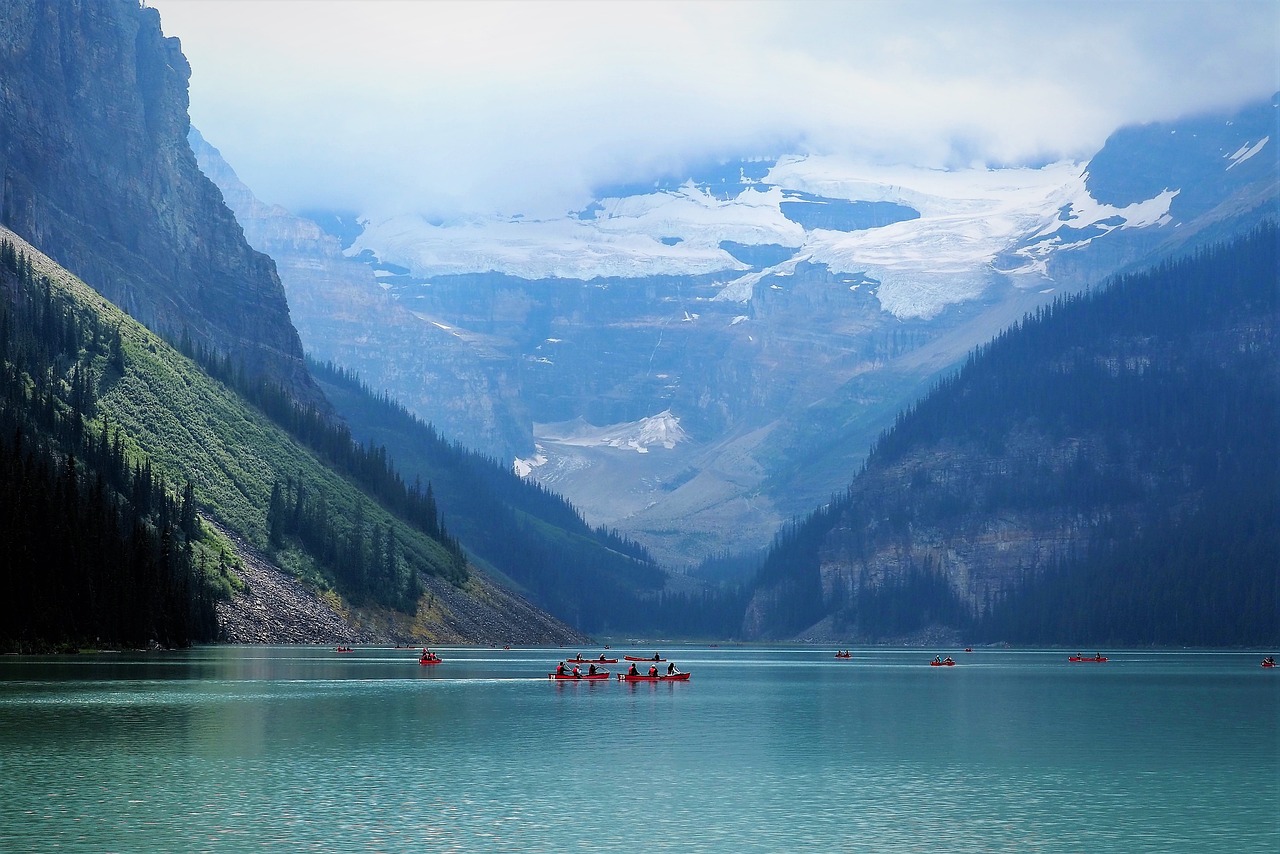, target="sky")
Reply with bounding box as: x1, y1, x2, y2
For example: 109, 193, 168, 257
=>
148, 0, 1280, 220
